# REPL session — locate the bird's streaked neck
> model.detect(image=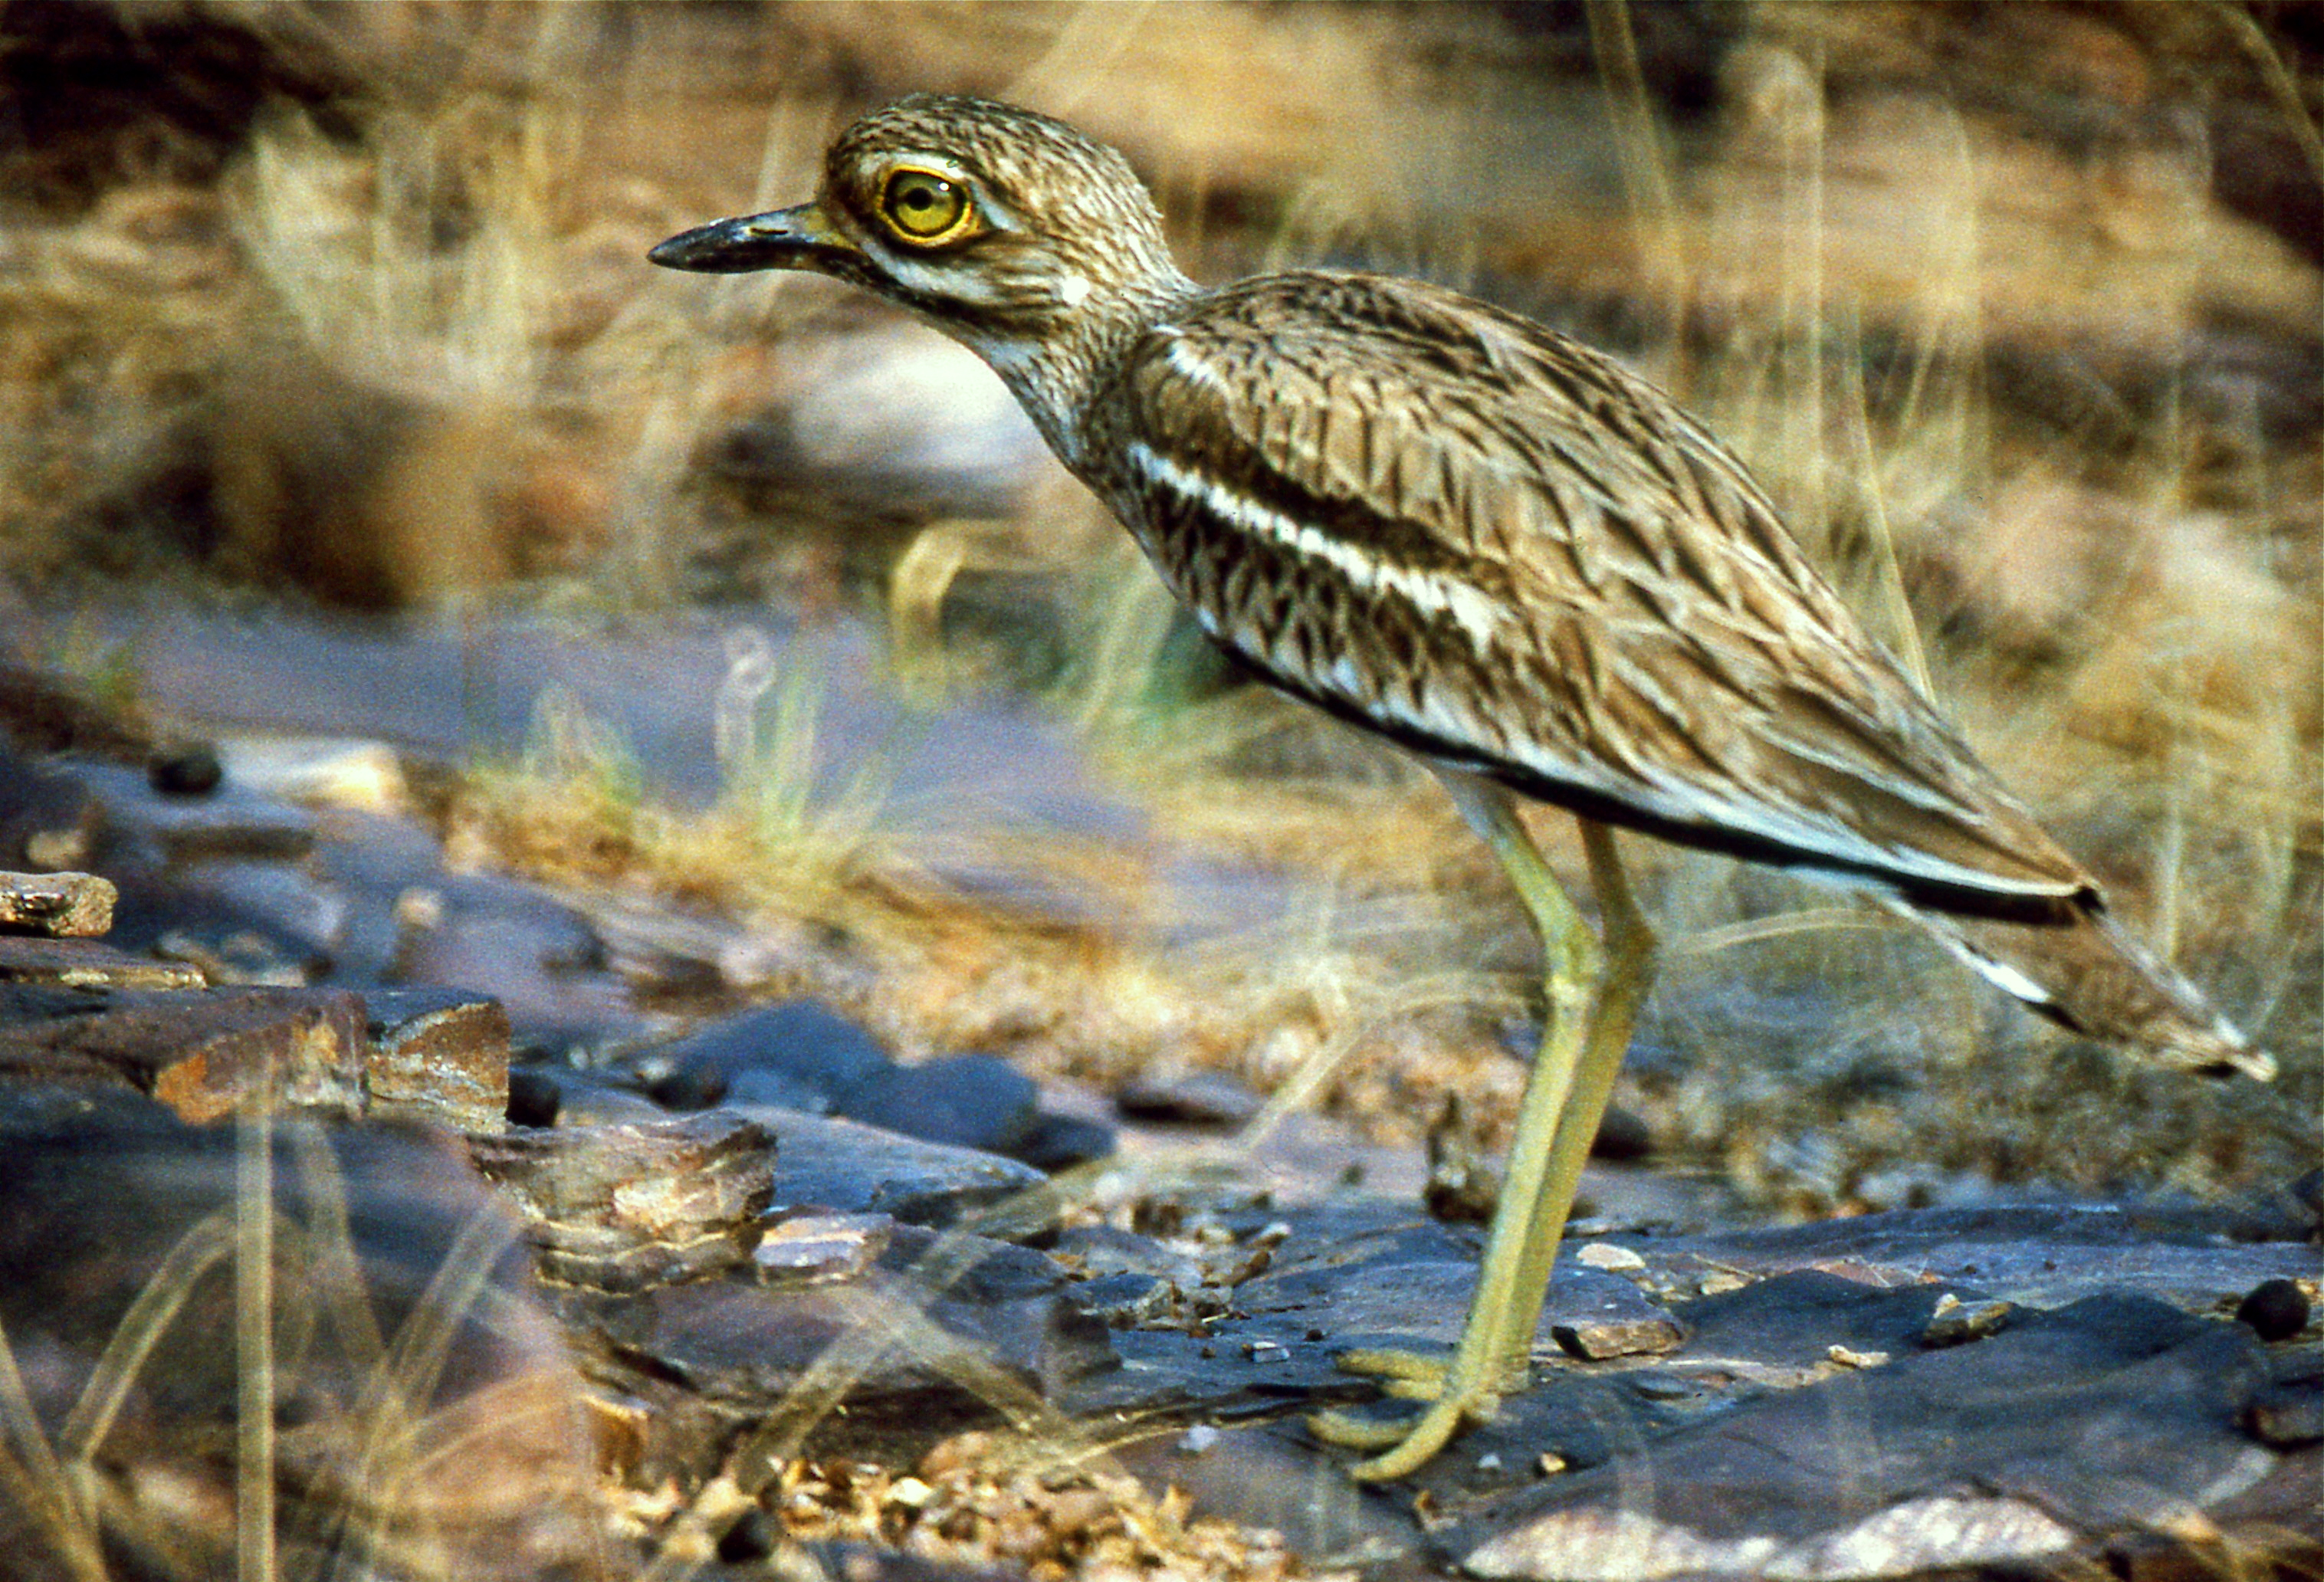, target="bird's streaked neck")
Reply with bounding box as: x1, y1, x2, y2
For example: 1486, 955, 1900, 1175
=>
950, 269, 1199, 474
